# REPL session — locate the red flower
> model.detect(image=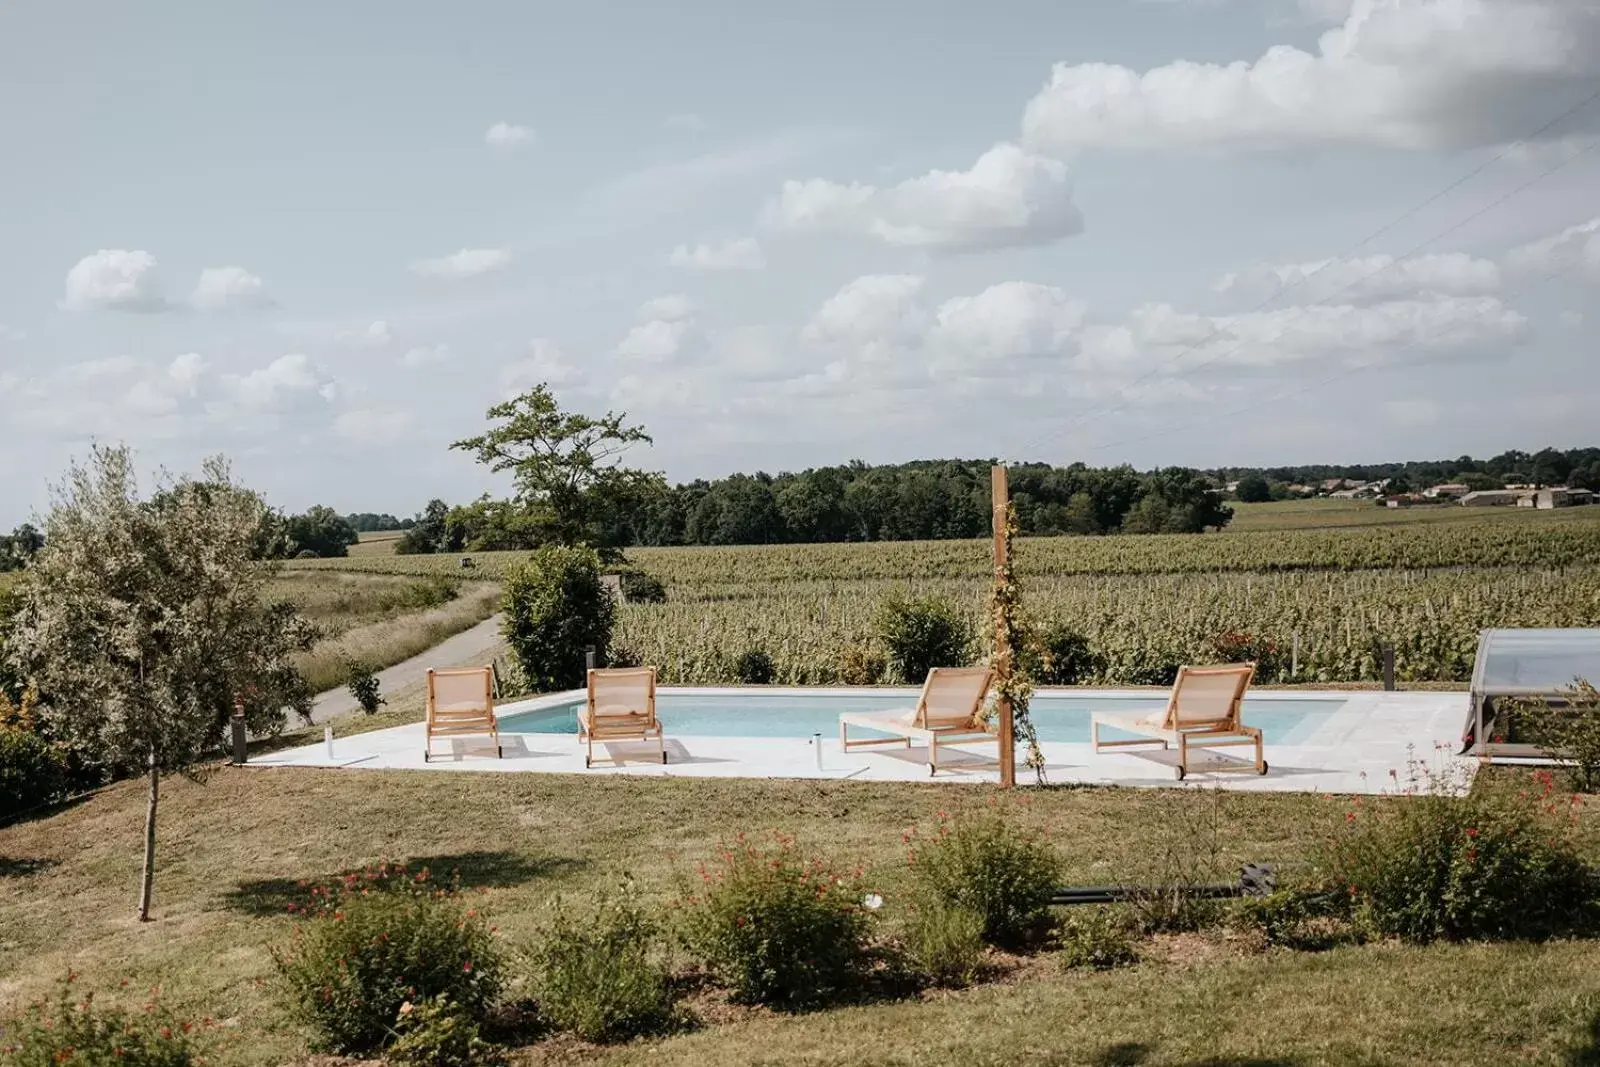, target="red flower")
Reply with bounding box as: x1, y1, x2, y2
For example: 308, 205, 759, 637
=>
463, 961, 473, 973
1465, 827, 1479, 838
